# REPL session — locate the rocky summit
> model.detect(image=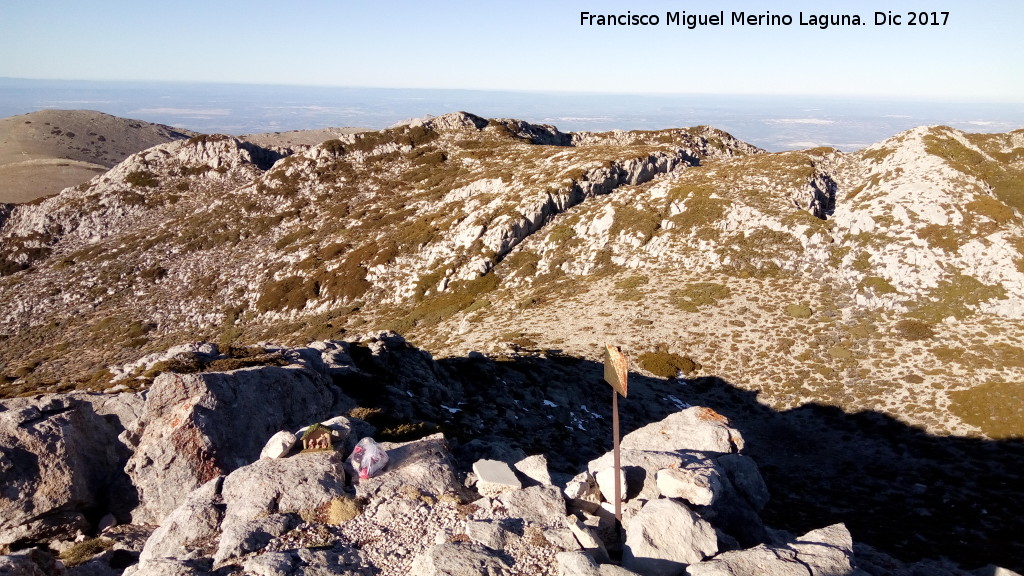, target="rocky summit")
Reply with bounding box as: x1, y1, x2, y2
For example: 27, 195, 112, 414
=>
1, 110, 1024, 574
